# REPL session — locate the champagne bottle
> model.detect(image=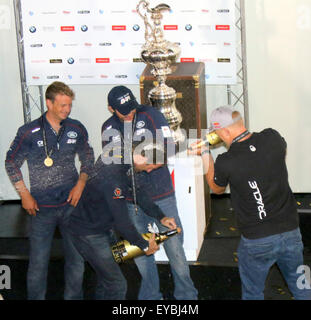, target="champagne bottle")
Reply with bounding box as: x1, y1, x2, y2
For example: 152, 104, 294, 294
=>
189, 131, 222, 151
111, 228, 181, 263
